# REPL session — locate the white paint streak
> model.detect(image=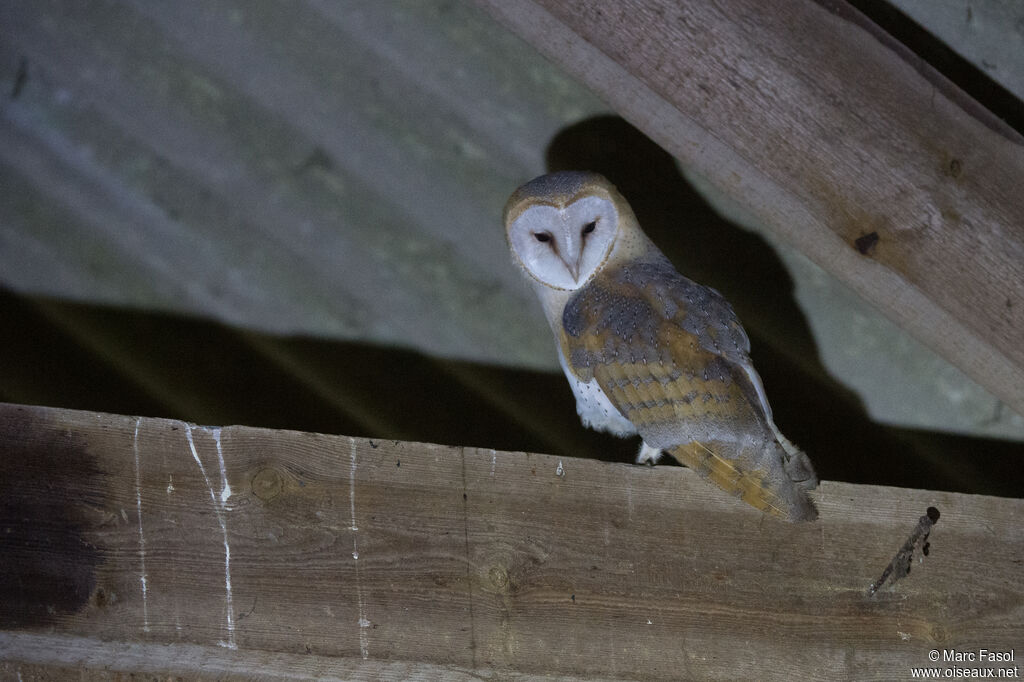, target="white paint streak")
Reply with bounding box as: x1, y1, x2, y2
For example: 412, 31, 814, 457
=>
166, 475, 175, 494
626, 474, 634, 522
490, 449, 496, 477
556, 460, 564, 477
185, 423, 236, 649
349, 439, 369, 660
132, 418, 150, 633
349, 442, 359, 532
212, 427, 232, 504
